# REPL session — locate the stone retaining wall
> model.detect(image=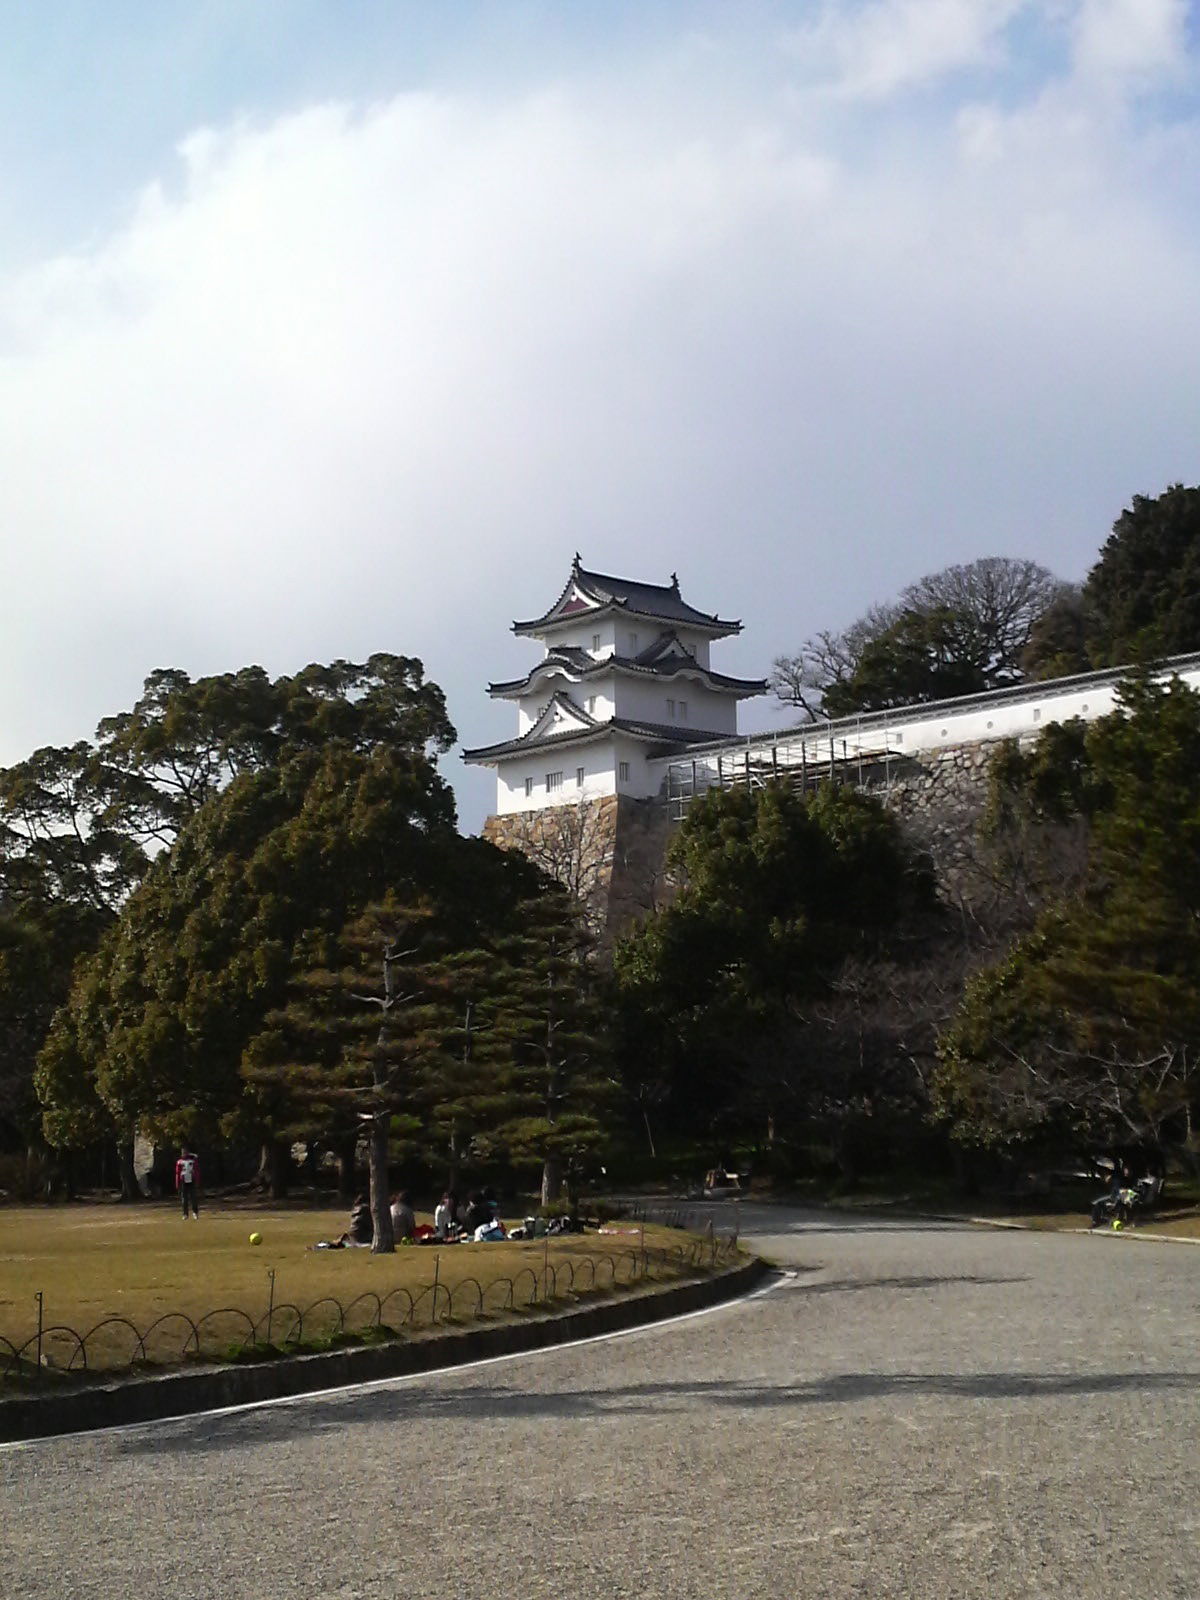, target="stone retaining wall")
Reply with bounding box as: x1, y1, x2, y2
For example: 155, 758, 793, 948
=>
875, 740, 1009, 893
484, 736, 1014, 924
